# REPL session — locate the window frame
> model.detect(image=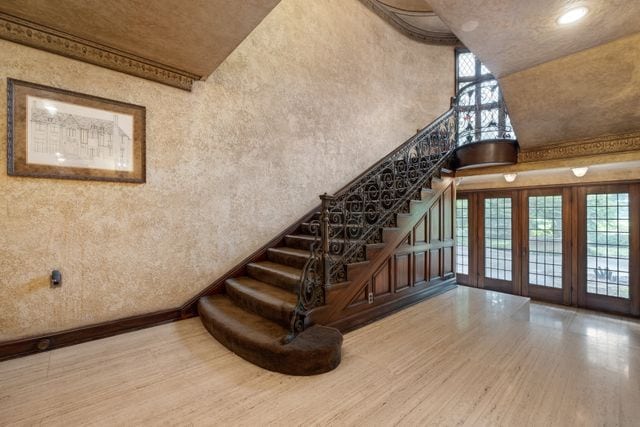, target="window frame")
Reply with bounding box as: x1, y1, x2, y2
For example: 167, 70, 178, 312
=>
455, 48, 510, 145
